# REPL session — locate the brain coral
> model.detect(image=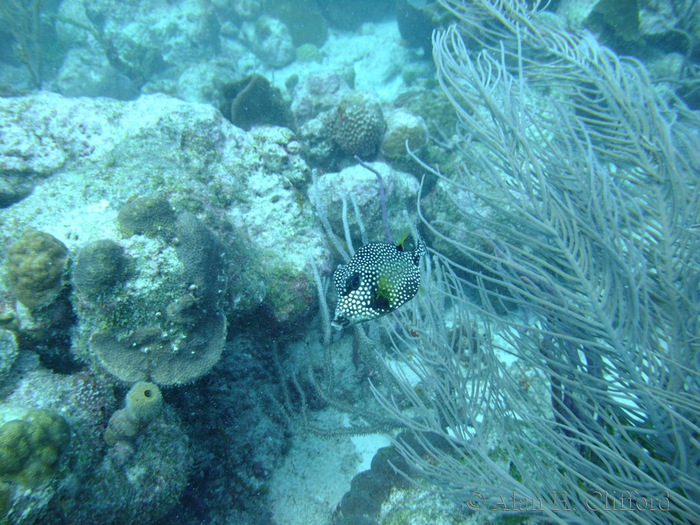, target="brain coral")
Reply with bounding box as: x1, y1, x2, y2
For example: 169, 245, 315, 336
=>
116, 195, 177, 238
330, 91, 386, 158
0, 409, 70, 488
4, 231, 68, 309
